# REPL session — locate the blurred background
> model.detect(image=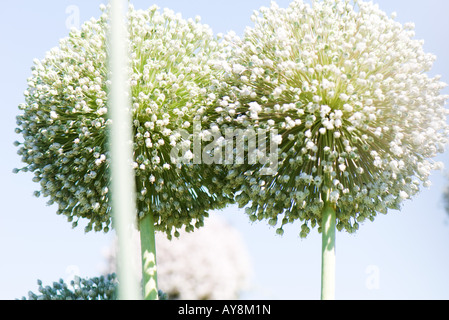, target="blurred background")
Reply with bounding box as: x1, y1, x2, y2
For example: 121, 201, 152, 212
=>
1, 0, 449, 300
